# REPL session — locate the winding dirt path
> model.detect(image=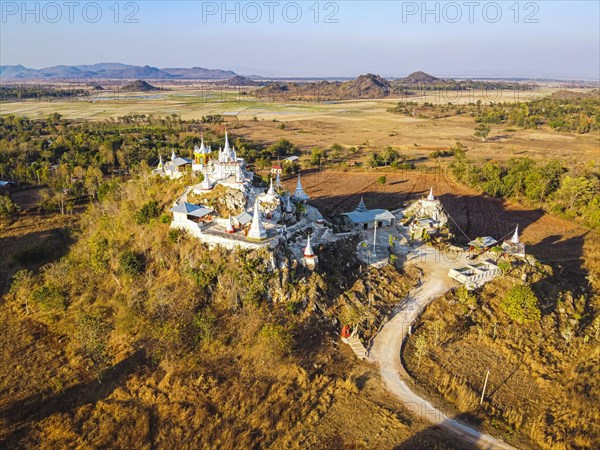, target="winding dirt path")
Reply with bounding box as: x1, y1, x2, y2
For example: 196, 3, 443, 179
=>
369, 246, 515, 450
